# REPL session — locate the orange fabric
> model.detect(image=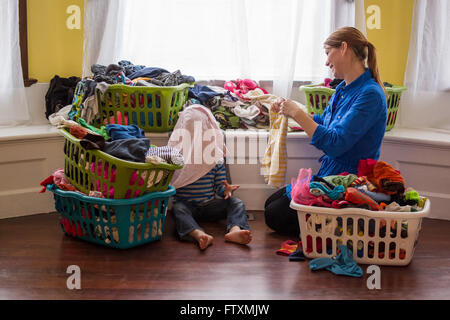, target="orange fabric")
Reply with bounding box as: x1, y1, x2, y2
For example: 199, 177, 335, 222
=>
367, 161, 404, 195
344, 187, 382, 211
276, 240, 298, 256
69, 126, 88, 139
